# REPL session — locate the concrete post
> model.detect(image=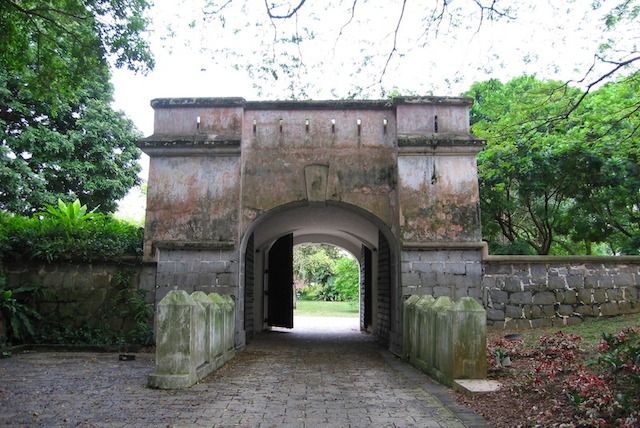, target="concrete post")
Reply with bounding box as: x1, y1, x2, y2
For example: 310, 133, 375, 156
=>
147, 290, 199, 389
191, 291, 214, 365
402, 295, 420, 360
221, 295, 236, 359
415, 295, 436, 371
209, 293, 226, 367
148, 290, 237, 389
431, 296, 453, 385
449, 297, 487, 380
